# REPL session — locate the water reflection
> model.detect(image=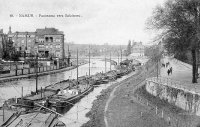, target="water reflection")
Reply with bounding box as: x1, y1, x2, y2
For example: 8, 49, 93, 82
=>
0, 59, 114, 106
